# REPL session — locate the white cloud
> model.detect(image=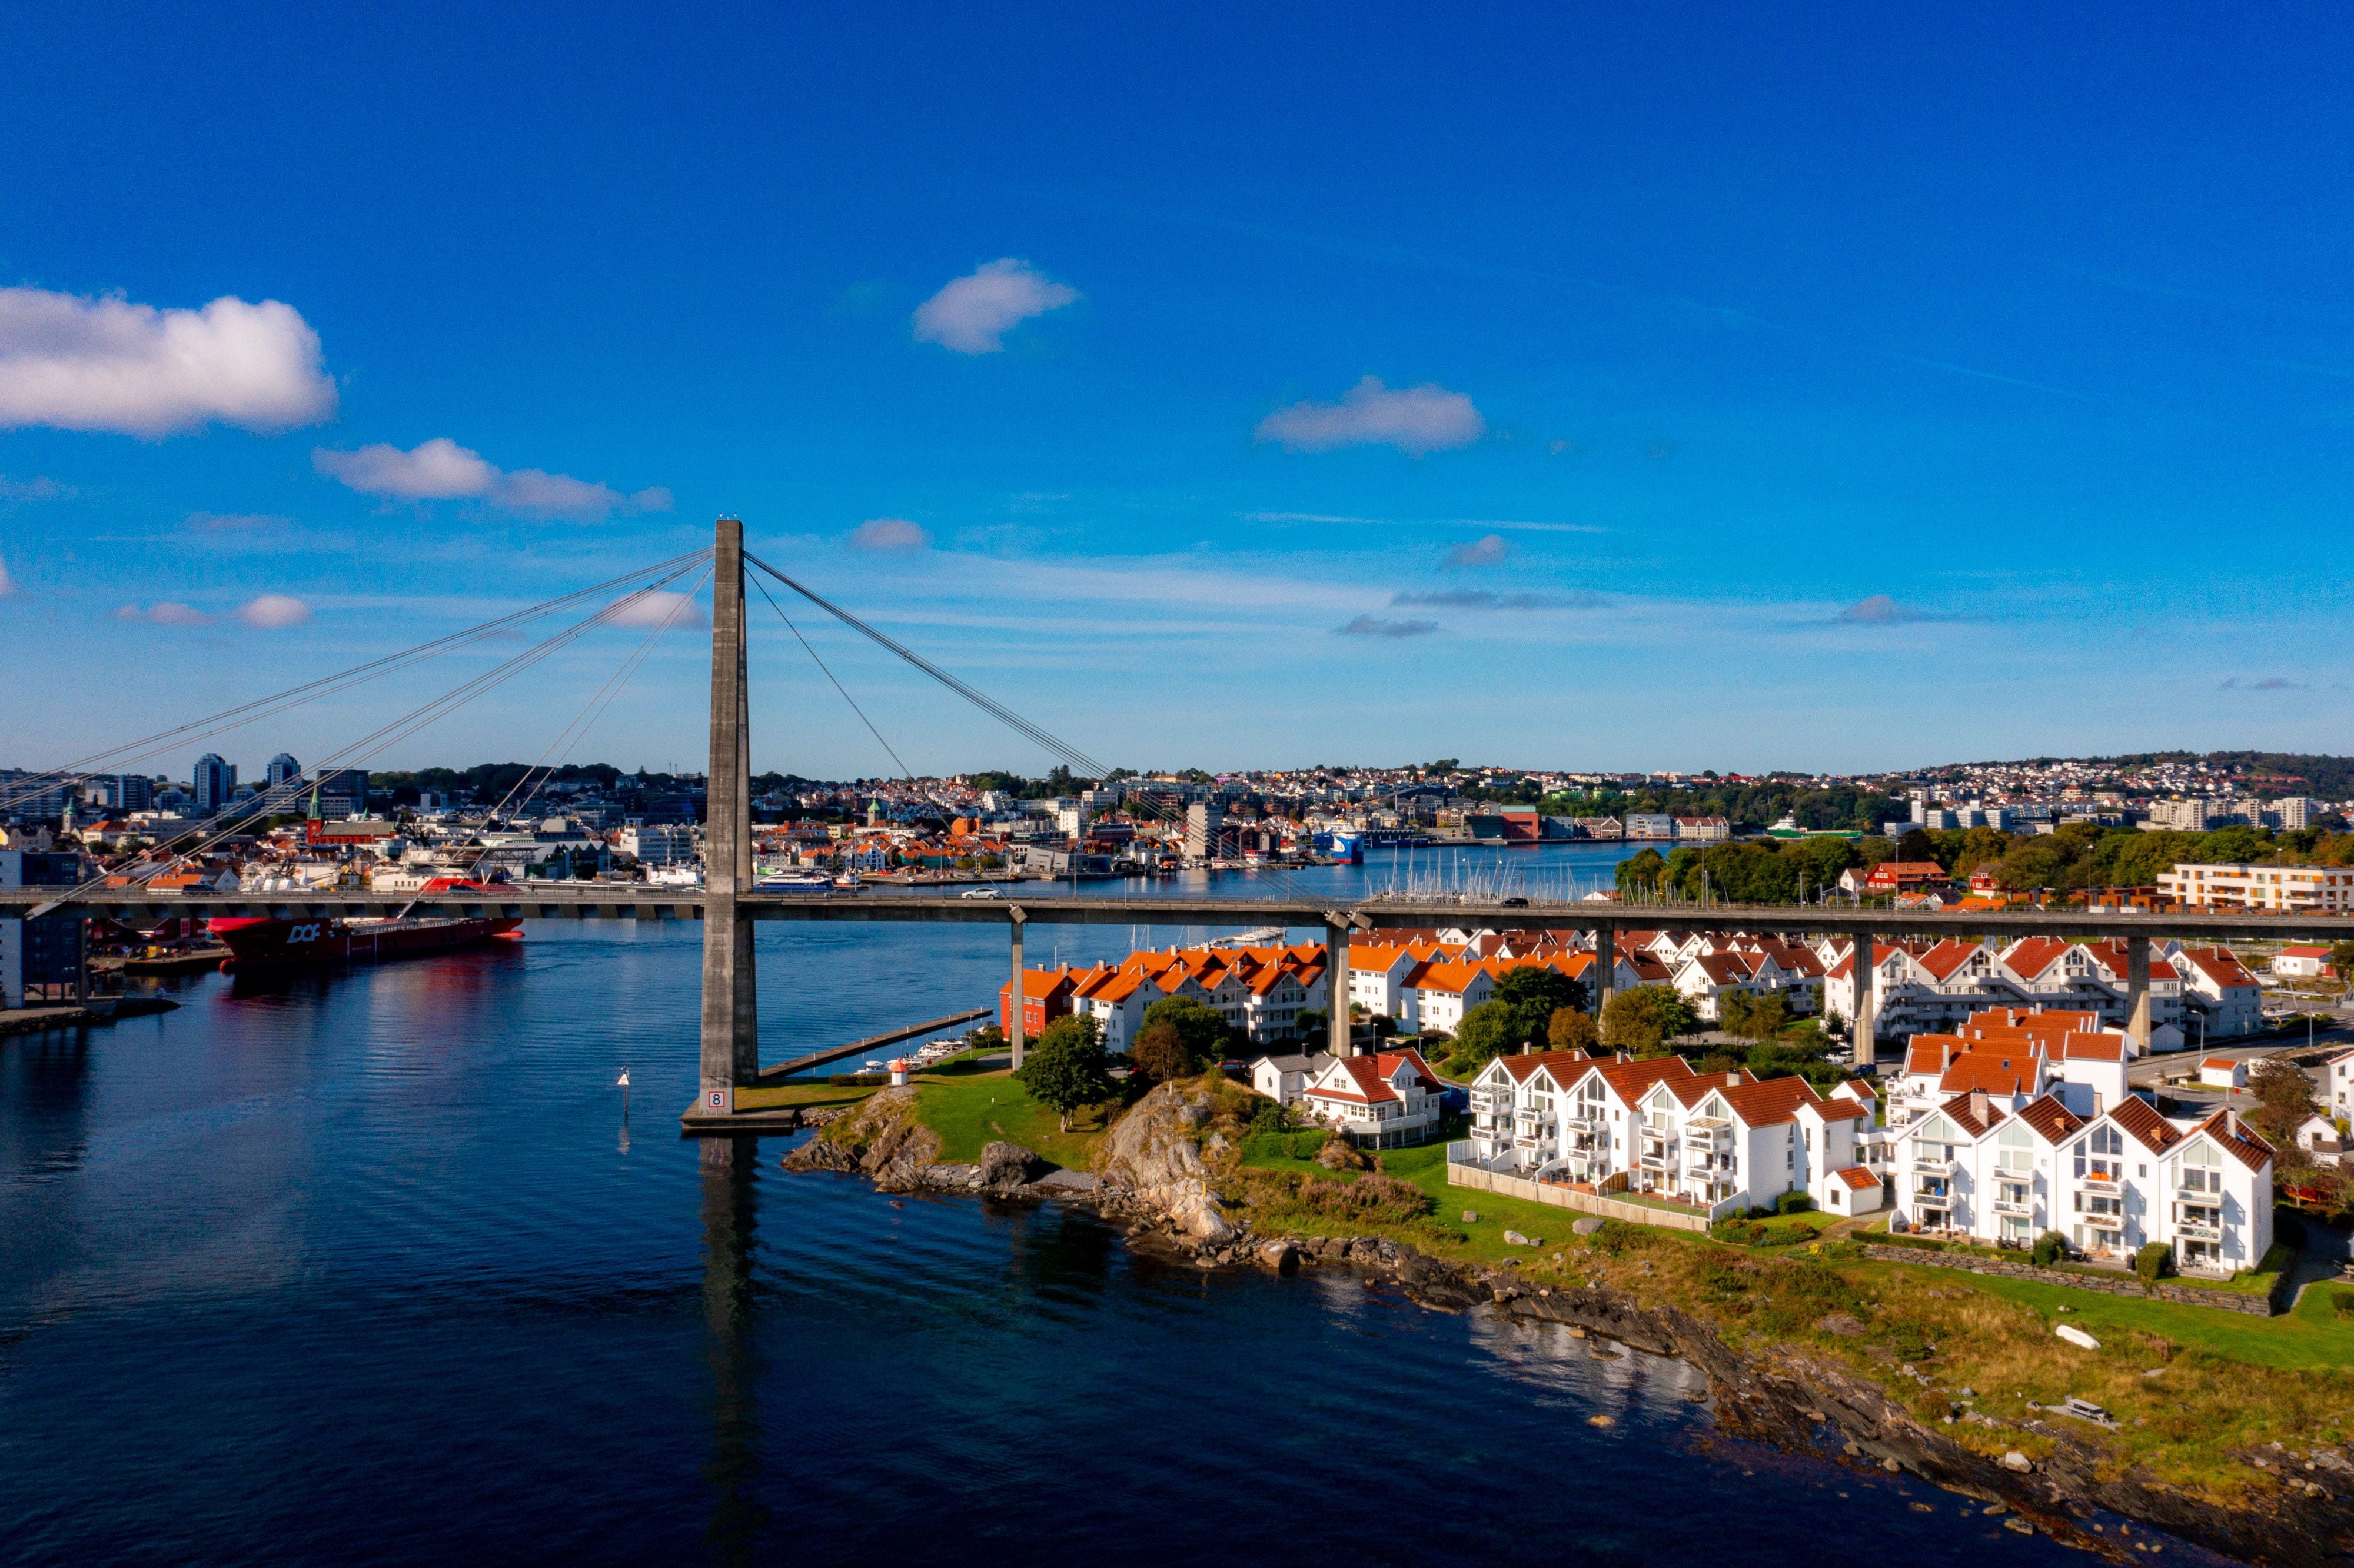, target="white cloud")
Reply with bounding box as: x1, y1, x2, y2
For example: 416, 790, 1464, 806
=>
0, 552, 11, 595
848, 517, 930, 552
0, 286, 335, 437
115, 601, 213, 625
1255, 375, 1485, 456
235, 594, 314, 629
312, 438, 670, 521
0, 474, 72, 501
606, 589, 706, 629
1441, 534, 1512, 569
912, 259, 1080, 354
